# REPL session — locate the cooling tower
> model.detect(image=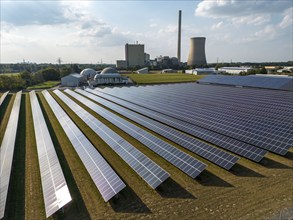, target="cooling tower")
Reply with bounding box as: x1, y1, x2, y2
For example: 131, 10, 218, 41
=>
177, 10, 182, 62
187, 37, 207, 66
